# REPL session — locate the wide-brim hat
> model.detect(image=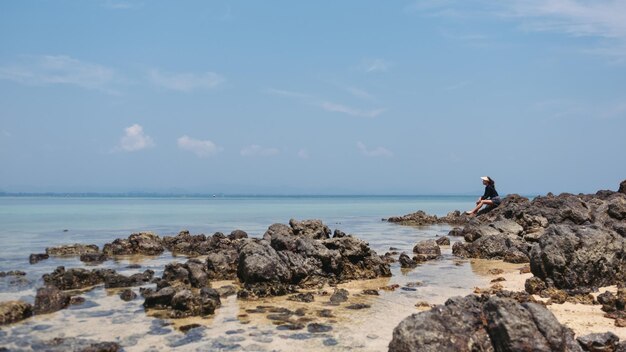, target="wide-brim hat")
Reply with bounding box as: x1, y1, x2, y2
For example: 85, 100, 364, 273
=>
480, 176, 490, 182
